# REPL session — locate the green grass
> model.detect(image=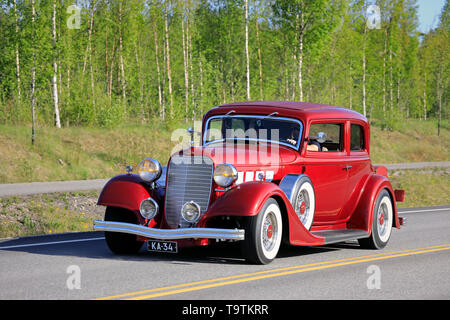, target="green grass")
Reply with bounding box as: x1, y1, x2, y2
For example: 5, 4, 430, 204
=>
369, 118, 449, 164
0, 120, 187, 183
0, 191, 102, 238
389, 168, 449, 208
